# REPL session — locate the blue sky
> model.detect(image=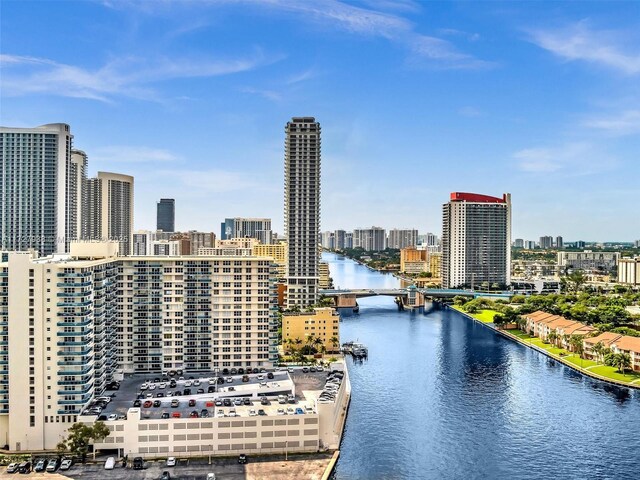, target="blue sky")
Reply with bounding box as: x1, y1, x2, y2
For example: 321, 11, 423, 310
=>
1, 0, 639, 241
